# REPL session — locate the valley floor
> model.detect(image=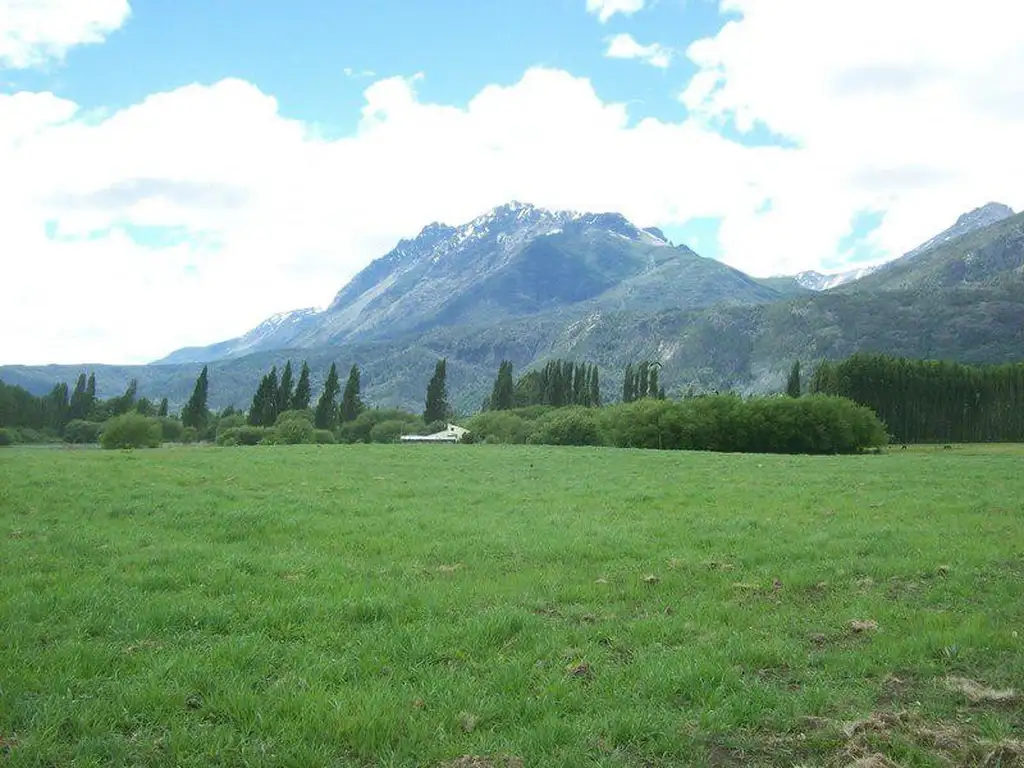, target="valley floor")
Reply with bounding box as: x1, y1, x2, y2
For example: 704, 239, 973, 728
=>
1, 445, 1022, 766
